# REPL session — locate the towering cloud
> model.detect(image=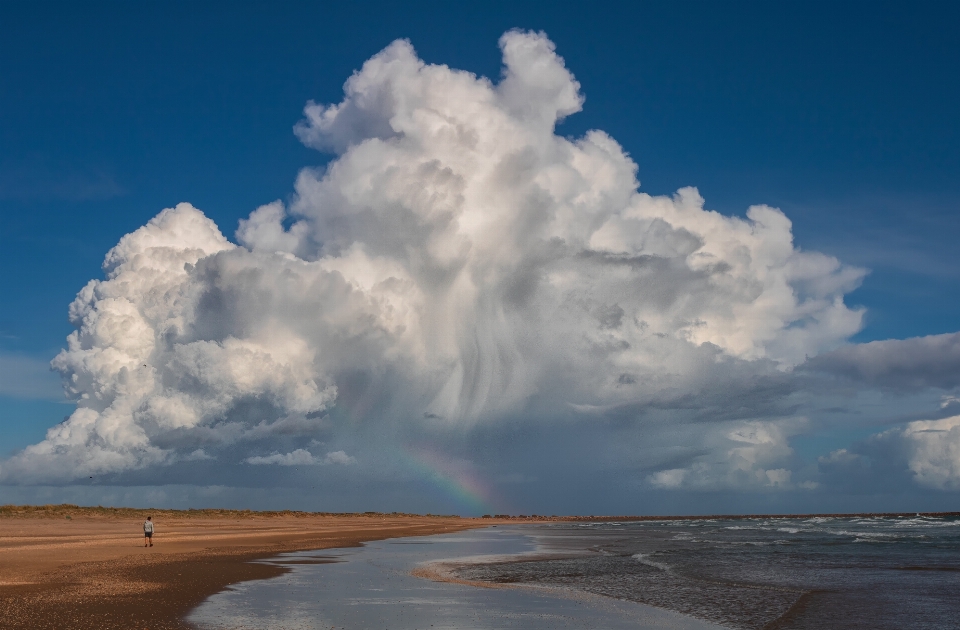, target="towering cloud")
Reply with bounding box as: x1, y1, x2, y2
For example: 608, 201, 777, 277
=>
2, 31, 880, 492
